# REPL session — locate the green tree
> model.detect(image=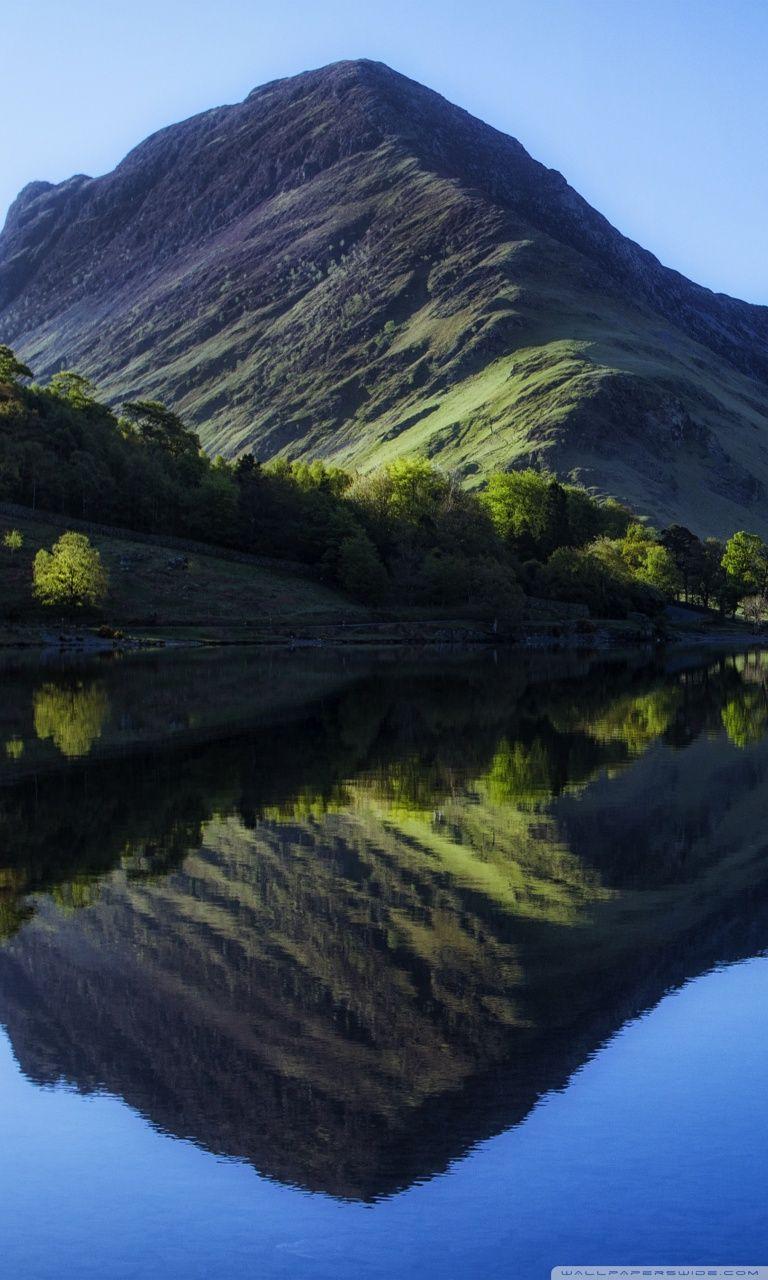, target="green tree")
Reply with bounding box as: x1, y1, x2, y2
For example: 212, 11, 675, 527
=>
590, 524, 679, 598
0, 345, 32, 384
619, 521, 656, 566
374, 458, 448, 526
544, 545, 662, 618
690, 537, 727, 609
33, 532, 108, 610
48, 370, 98, 409
3, 529, 23, 552
482, 470, 557, 555
588, 535, 630, 579
598, 497, 633, 539
722, 531, 768, 595
121, 400, 200, 461
563, 486, 603, 547
191, 458, 239, 544
635, 544, 681, 596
